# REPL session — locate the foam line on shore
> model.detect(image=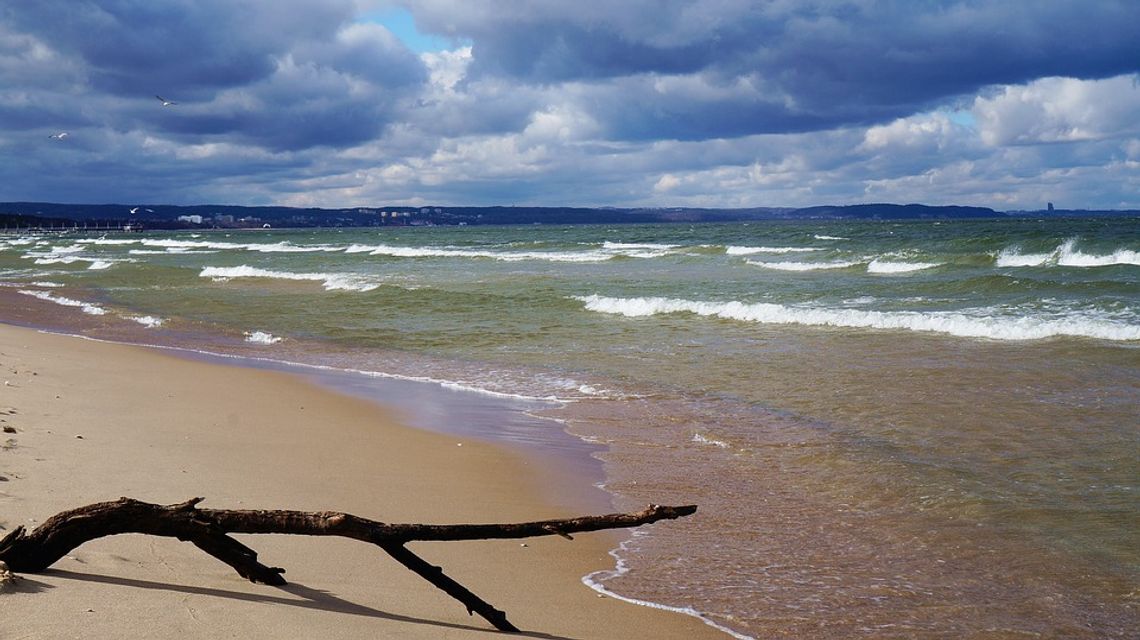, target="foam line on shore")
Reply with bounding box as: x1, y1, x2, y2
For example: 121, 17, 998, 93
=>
584, 534, 756, 640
